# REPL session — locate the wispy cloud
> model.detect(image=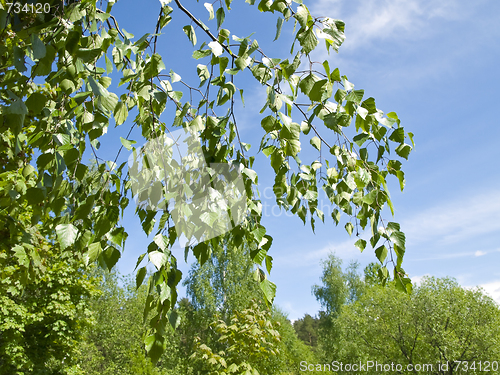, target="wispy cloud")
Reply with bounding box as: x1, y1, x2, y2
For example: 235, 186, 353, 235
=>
273, 237, 371, 270
402, 190, 500, 248
311, 0, 479, 50
273, 190, 500, 269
